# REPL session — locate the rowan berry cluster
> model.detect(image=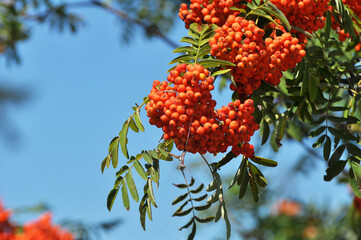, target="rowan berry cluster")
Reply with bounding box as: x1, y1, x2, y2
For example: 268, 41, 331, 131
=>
178, 0, 250, 29
16, 213, 73, 240
270, 0, 328, 42
145, 63, 258, 157
0, 201, 74, 240
330, 1, 361, 51
210, 16, 305, 95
